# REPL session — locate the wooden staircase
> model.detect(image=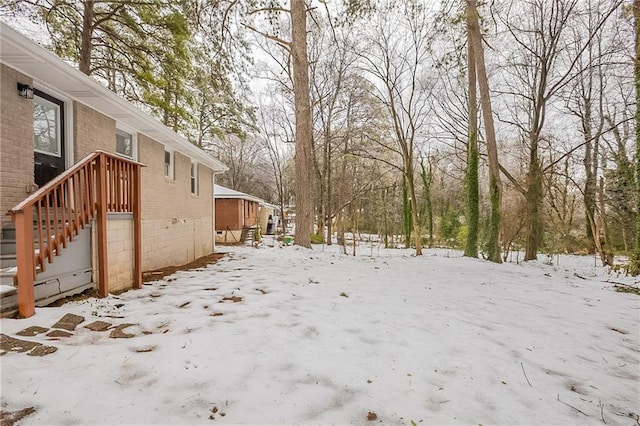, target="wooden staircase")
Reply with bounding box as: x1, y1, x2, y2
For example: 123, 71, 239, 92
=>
240, 226, 257, 246
0, 225, 18, 317
0, 215, 91, 317
7, 151, 143, 318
